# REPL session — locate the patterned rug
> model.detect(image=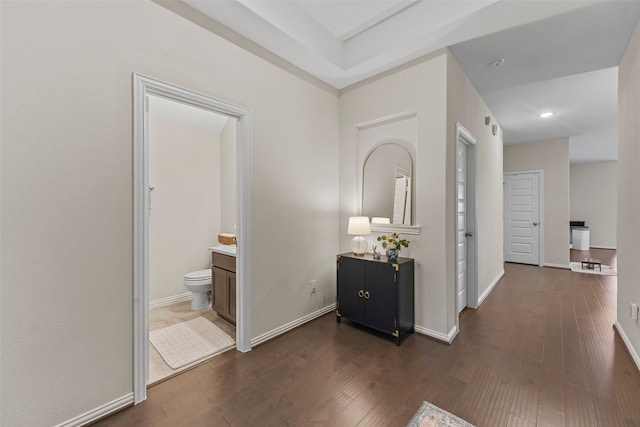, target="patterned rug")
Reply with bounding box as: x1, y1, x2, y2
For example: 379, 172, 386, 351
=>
570, 262, 616, 276
150, 317, 235, 369
407, 401, 475, 427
